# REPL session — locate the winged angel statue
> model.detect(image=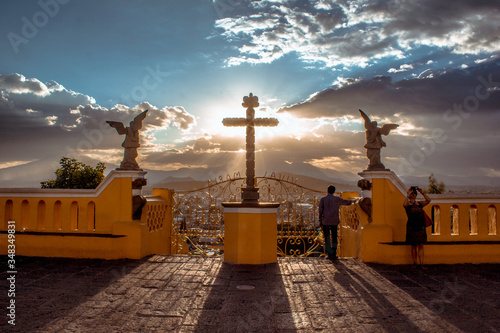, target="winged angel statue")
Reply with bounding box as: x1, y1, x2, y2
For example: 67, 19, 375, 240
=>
106, 110, 148, 170
359, 109, 398, 171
